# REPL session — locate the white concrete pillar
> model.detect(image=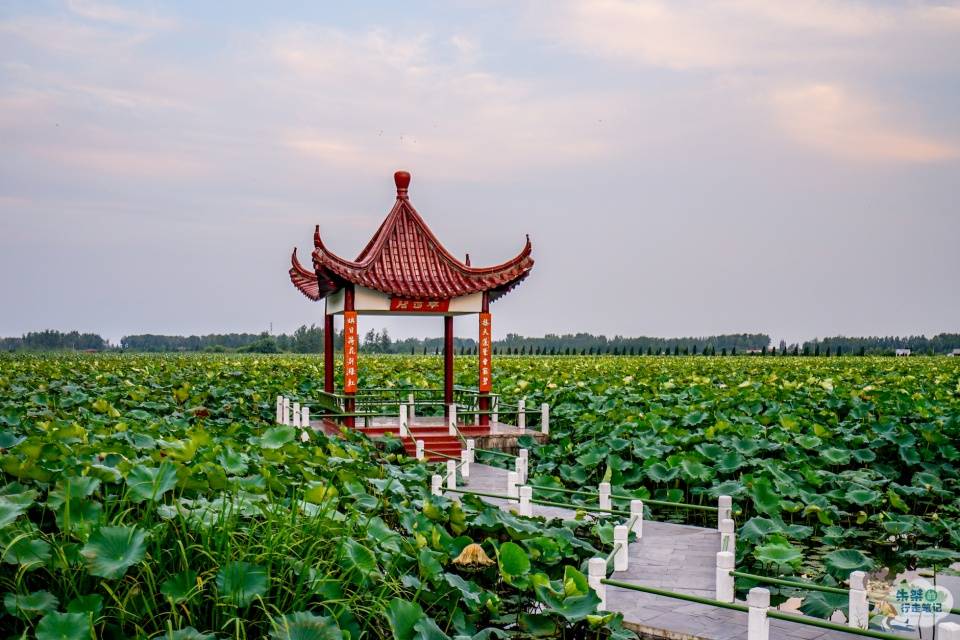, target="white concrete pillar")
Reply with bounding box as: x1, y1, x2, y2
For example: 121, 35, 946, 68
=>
492, 396, 499, 423
467, 438, 475, 452
515, 456, 527, 485
431, 474, 442, 496
416, 439, 425, 461
399, 404, 409, 437
588, 557, 607, 610
848, 571, 868, 630
460, 450, 471, 479
292, 402, 301, 427
301, 406, 309, 429
599, 482, 611, 511
408, 393, 415, 422
747, 587, 770, 640
613, 525, 629, 571
716, 551, 735, 603
507, 471, 519, 500
541, 403, 550, 435
939, 622, 960, 640
517, 399, 526, 428
630, 500, 644, 538
282, 397, 290, 425
276, 396, 283, 423
720, 518, 736, 554
518, 449, 528, 484
446, 460, 457, 490
718, 495, 732, 528
519, 485, 533, 517
448, 404, 457, 435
